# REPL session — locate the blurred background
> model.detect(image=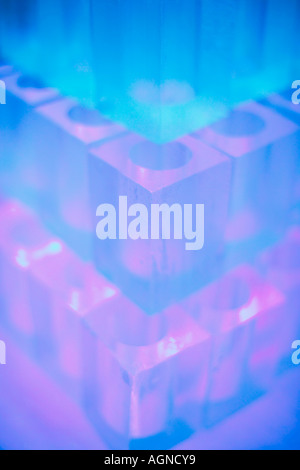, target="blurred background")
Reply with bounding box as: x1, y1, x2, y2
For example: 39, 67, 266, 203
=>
0, 0, 300, 450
